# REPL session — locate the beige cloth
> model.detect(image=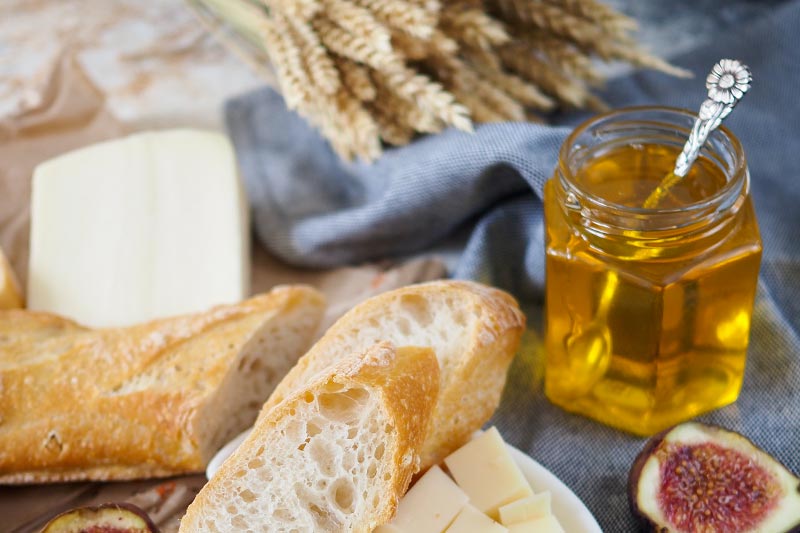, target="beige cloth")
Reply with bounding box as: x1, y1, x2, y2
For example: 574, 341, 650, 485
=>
0, 55, 445, 531
0, 53, 127, 288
